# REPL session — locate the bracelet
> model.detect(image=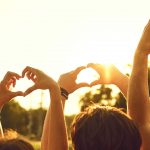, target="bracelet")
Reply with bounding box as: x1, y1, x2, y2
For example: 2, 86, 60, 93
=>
60, 87, 69, 99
